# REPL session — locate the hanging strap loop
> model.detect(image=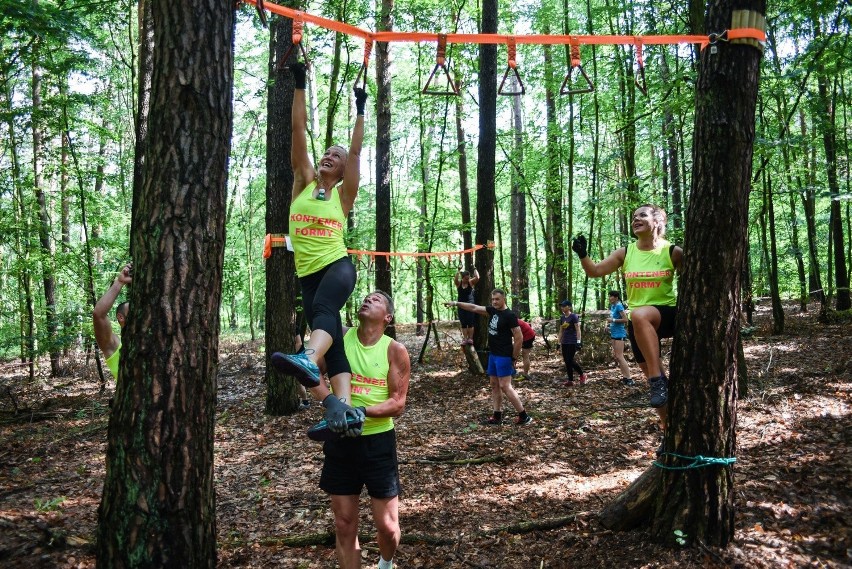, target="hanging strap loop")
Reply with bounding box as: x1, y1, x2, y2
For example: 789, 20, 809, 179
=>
280, 13, 311, 68
353, 38, 373, 89
560, 40, 595, 95
498, 37, 525, 96
423, 34, 460, 96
